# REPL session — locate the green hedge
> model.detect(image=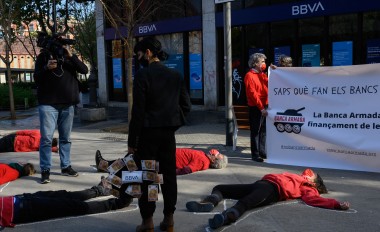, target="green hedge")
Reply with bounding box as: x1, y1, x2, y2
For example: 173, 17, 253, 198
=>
0, 83, 37, 109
